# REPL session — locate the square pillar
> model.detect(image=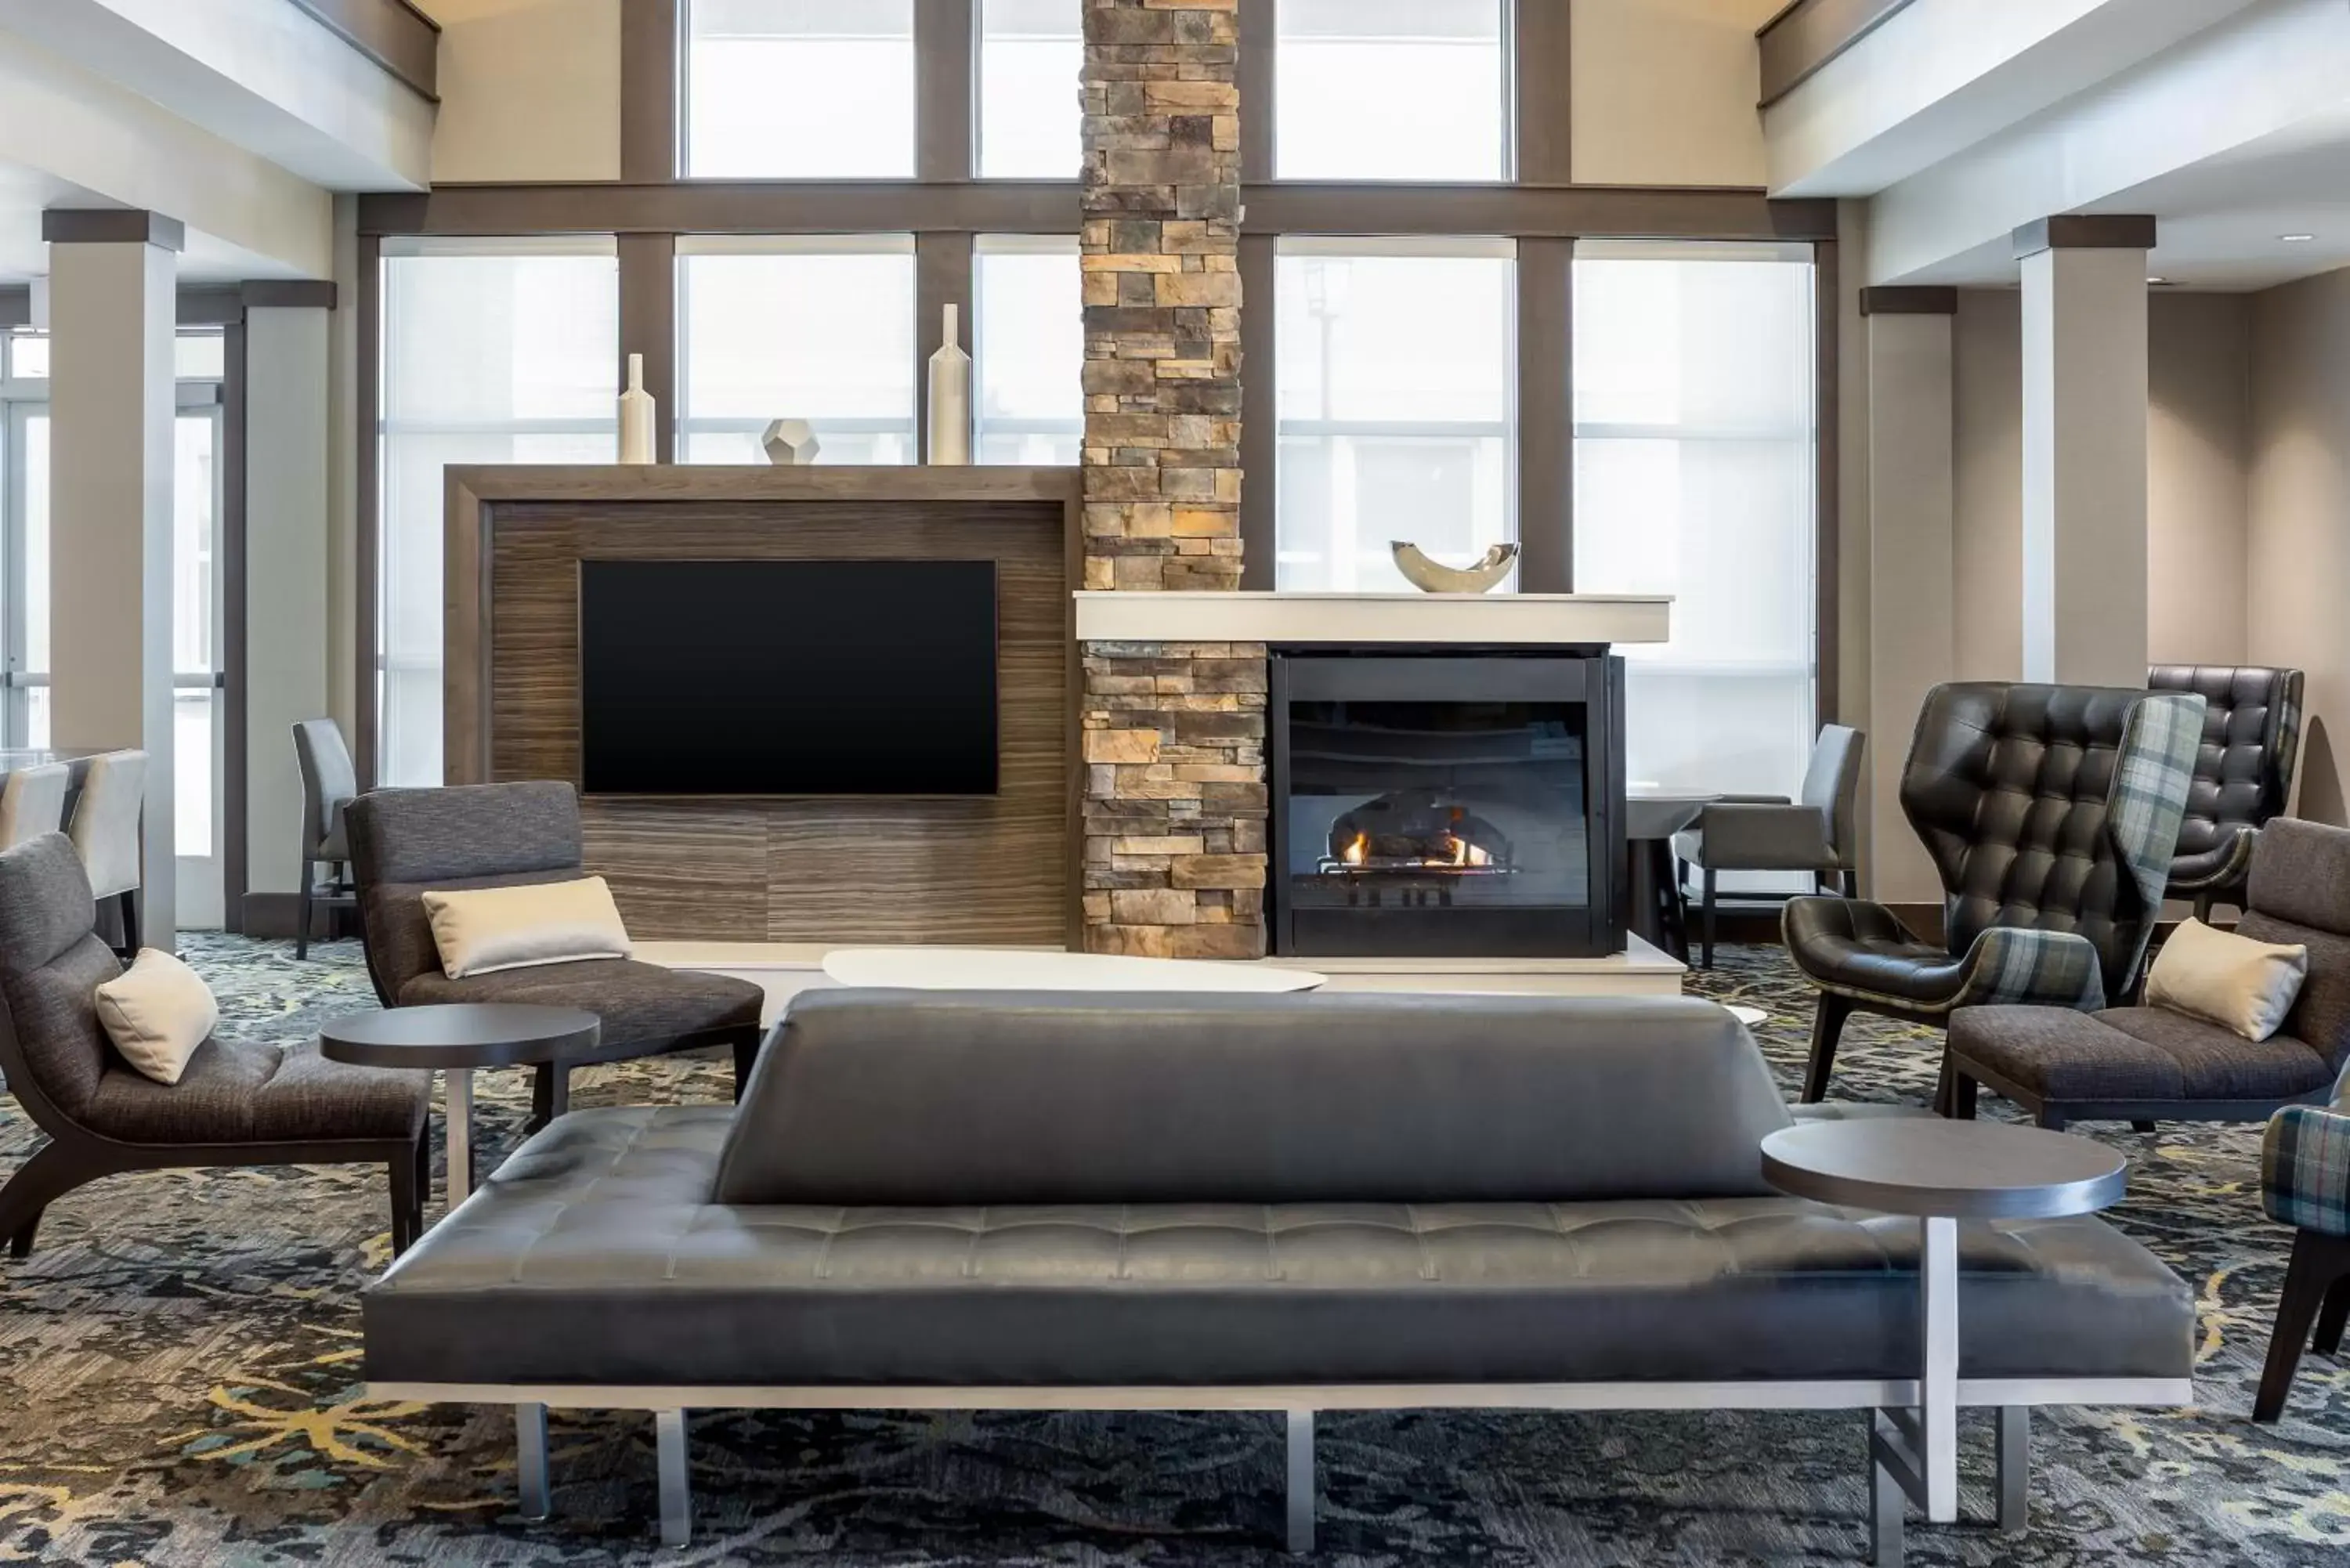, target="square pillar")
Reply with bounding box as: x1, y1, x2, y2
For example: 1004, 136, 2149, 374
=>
2016, 215, 2154, 688
43, 209, 181, 951
1860, 287, 1957, 905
